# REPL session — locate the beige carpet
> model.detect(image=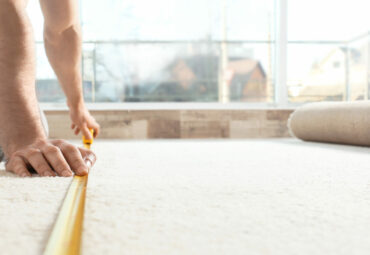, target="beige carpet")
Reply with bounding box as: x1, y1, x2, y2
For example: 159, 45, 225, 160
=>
2, 139, 370, 255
